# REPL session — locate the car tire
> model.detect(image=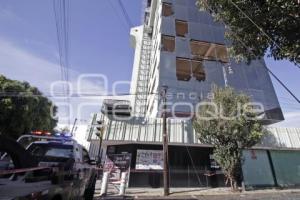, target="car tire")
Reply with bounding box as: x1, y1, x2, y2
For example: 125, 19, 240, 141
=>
84, 176, 96, 200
